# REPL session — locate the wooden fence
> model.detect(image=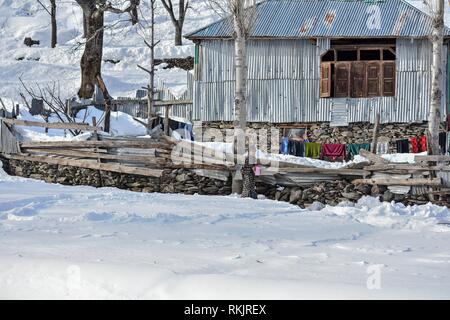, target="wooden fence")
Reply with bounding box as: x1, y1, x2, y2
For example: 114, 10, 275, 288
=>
0, 118, 450, 205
